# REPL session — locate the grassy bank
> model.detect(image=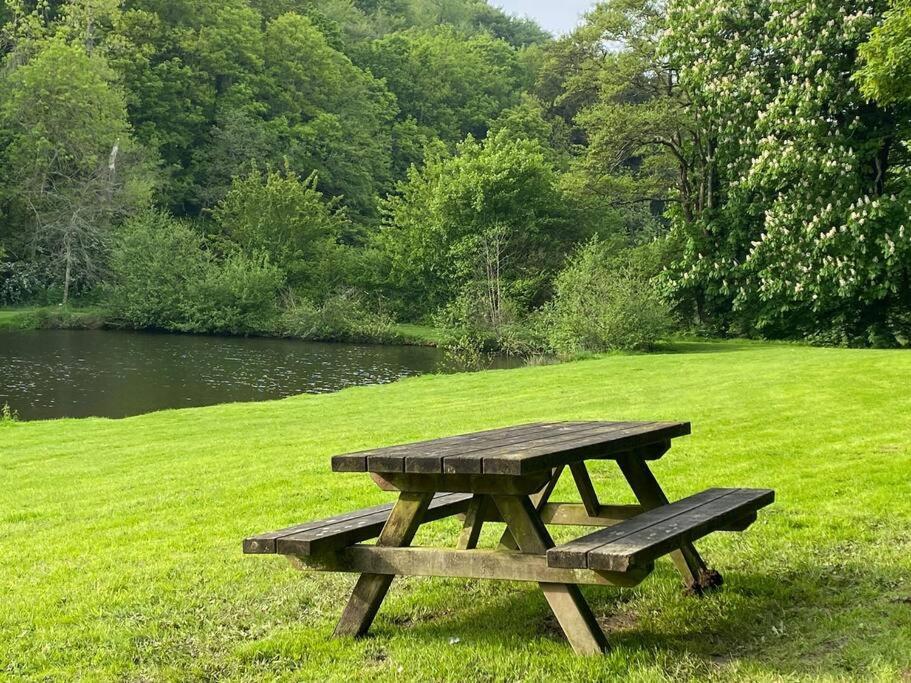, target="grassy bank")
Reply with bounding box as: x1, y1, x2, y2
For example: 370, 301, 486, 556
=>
2, 341, 910, 680
0, 306, 107, 331
1, 307, 446, 347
